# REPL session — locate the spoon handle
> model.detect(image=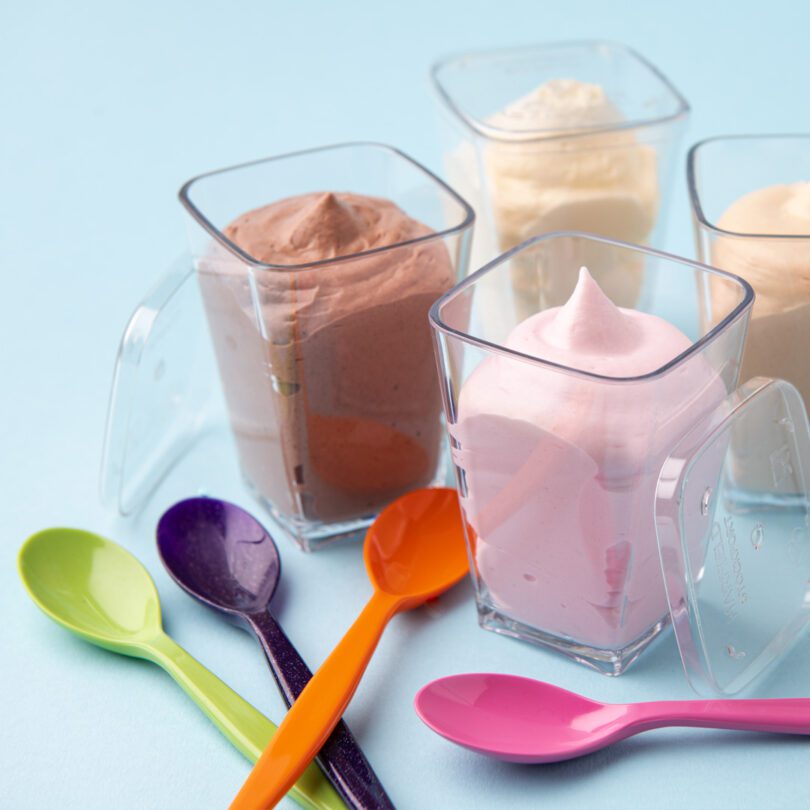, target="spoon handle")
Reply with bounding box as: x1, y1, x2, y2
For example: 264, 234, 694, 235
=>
147, 632, 346, 810
634, 698, 810, 734
248, 611, 395, 810
231, 590, 400, 810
